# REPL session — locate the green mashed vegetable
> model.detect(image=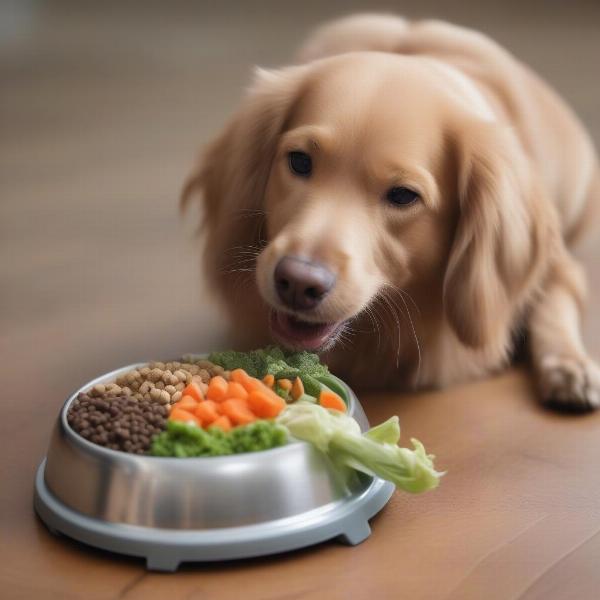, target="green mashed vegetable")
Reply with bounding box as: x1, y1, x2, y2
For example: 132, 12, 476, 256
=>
151, 420, 288, 457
